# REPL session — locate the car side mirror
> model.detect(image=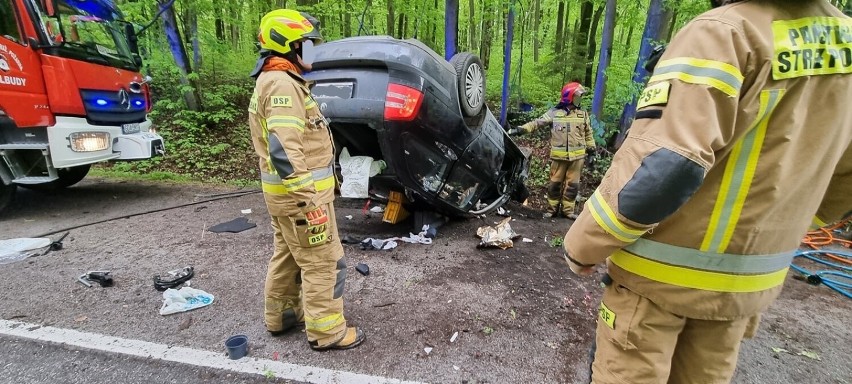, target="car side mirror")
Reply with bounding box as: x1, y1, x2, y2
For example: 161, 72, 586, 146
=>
27, 37, 44, 49
125, 23, 140, 56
